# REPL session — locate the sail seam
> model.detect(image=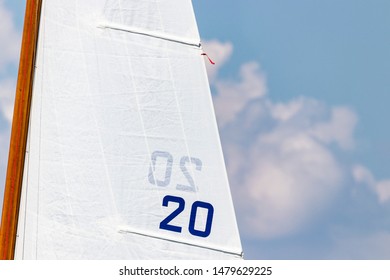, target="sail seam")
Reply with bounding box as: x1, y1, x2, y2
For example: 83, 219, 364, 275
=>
118, 228, 242, 258
97, 22, 201, 48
